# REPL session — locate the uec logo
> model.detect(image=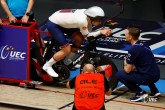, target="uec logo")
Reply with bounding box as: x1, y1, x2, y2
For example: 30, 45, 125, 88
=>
0, 45, 26, 60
